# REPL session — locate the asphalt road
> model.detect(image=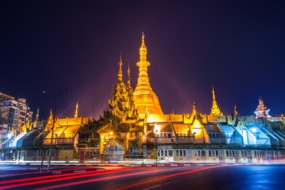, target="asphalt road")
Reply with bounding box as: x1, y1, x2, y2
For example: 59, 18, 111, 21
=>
0, 165, 285, 190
